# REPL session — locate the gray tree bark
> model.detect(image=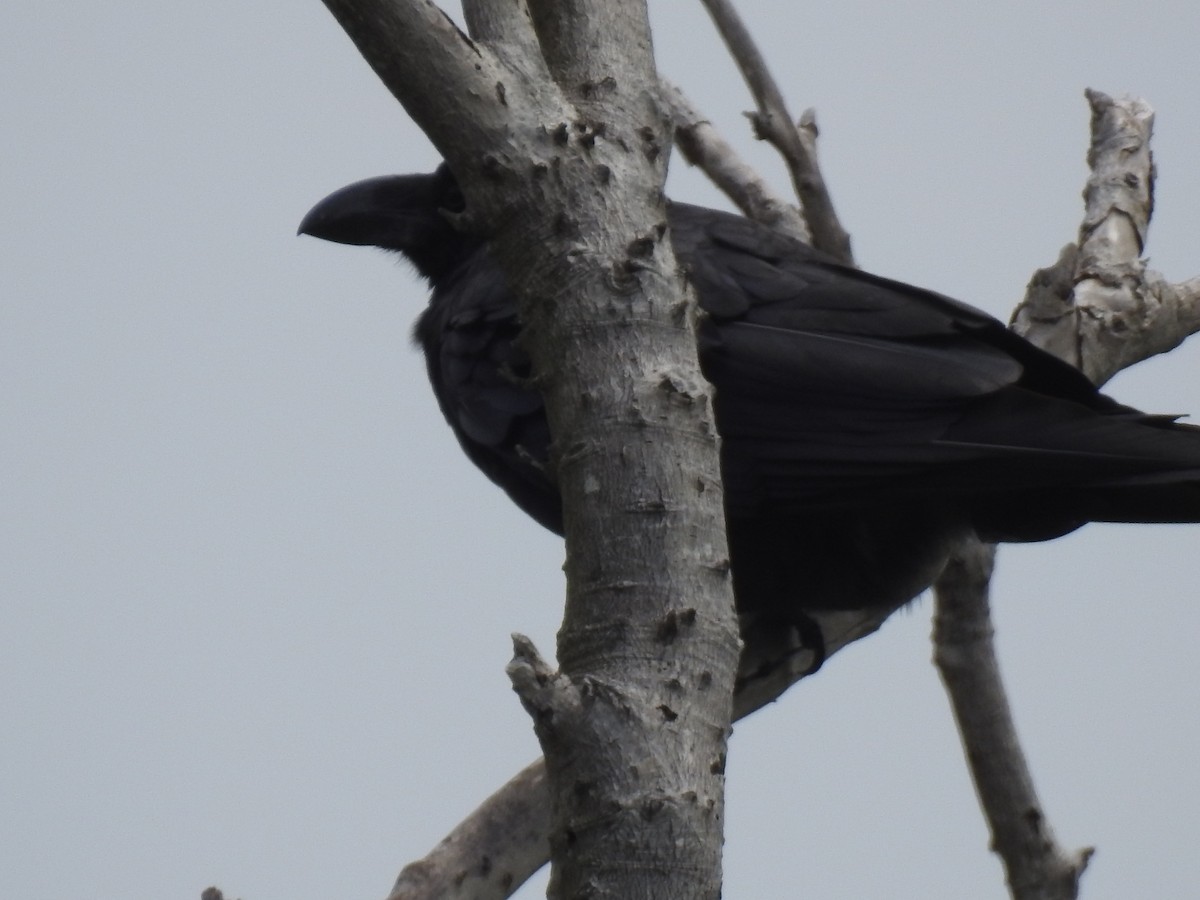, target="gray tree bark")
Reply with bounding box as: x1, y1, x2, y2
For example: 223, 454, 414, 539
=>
317, 1, 741, 897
